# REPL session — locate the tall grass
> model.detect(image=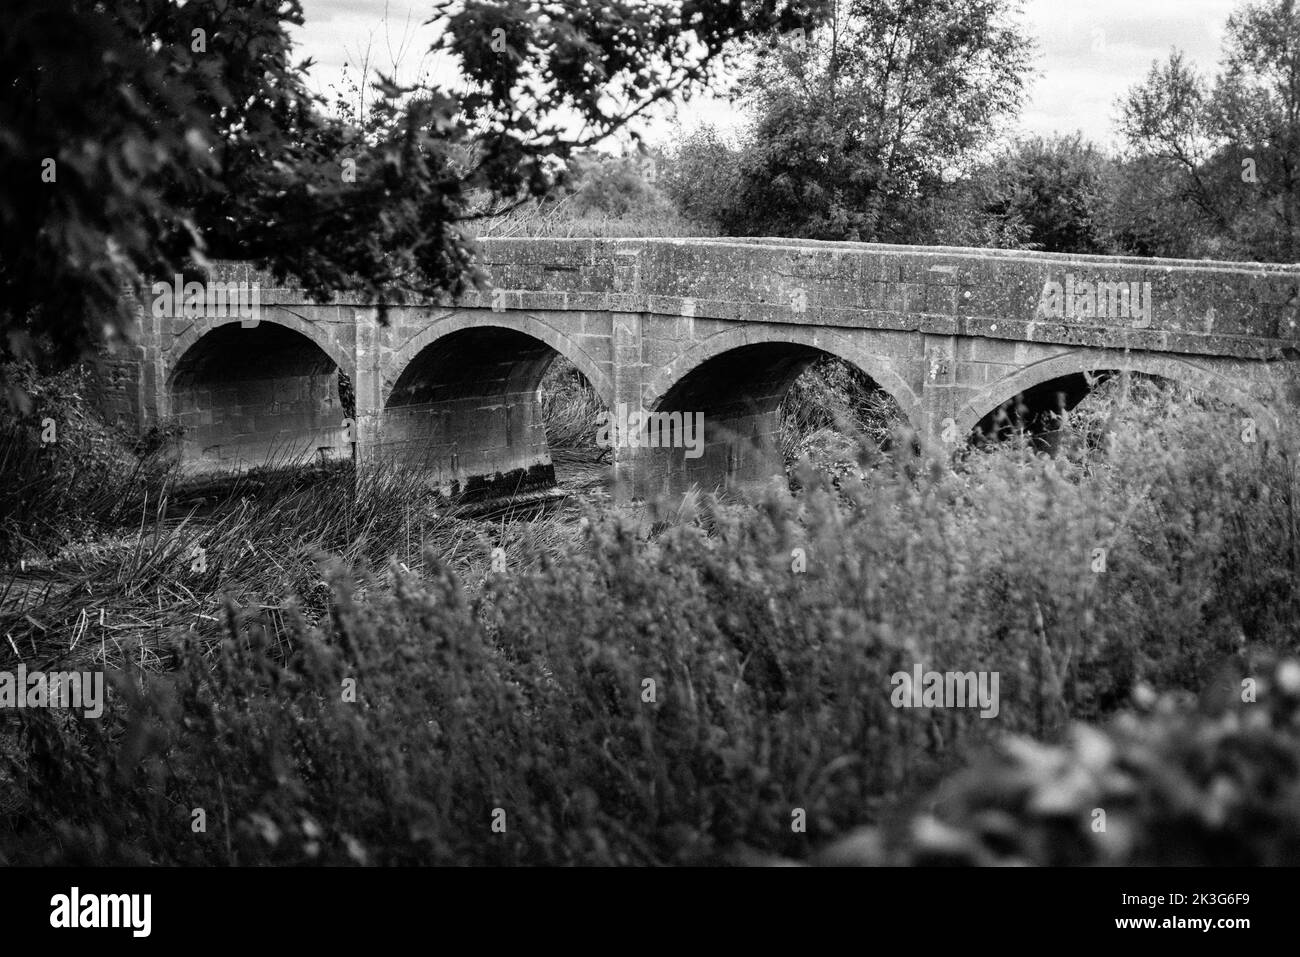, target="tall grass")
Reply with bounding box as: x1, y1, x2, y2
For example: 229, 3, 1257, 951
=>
1, 354, 627, 680
3, 375, 1299, 864
1, 455, 594, 684
778, 357, 909, 482
0, 363, 178, 566
538, 358, 605, 455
